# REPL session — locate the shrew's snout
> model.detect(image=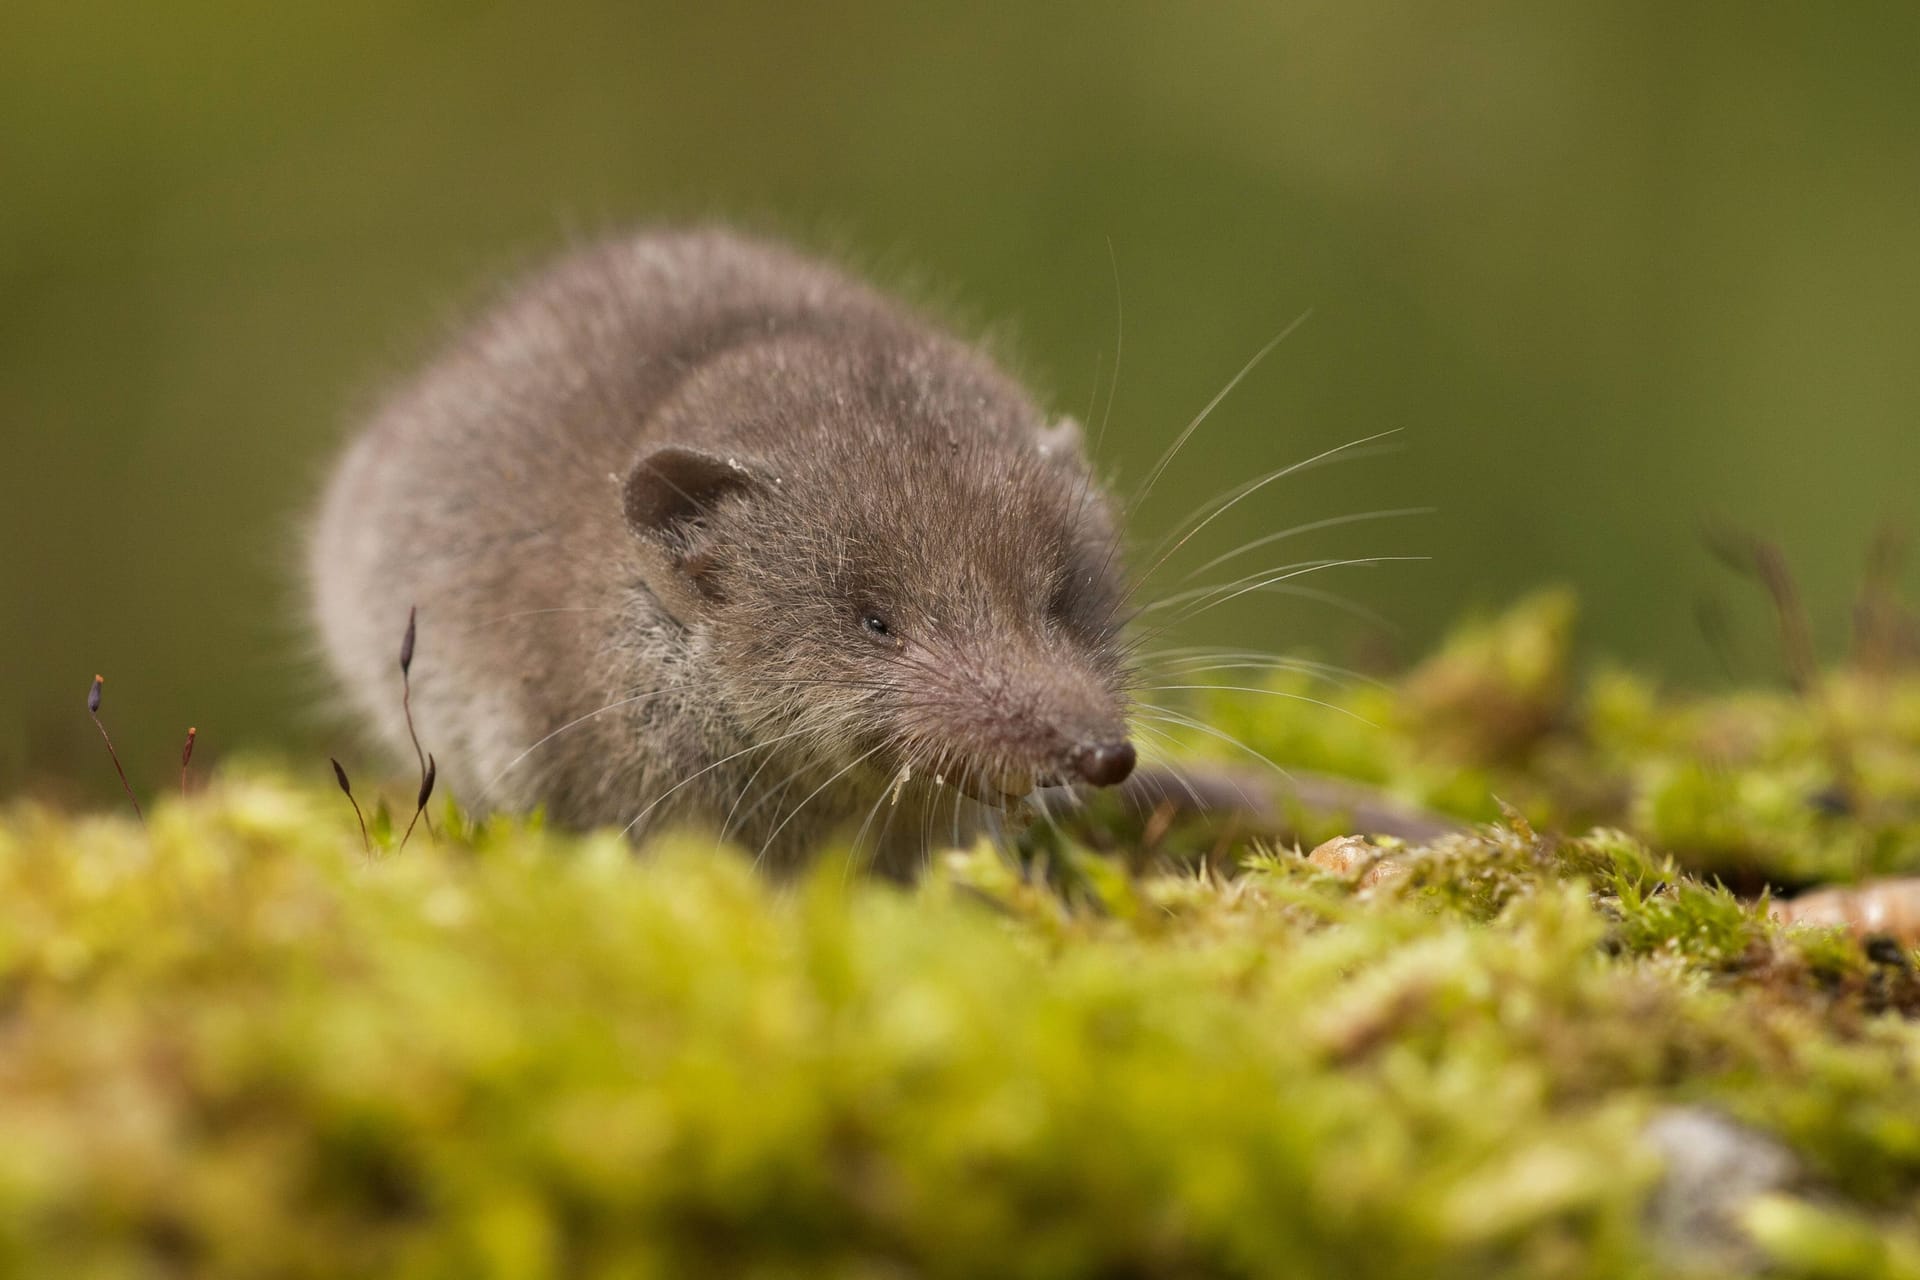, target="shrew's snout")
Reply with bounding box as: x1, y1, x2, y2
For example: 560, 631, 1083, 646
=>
922, 635, 1135, 799
1070, 739, 1136, 788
